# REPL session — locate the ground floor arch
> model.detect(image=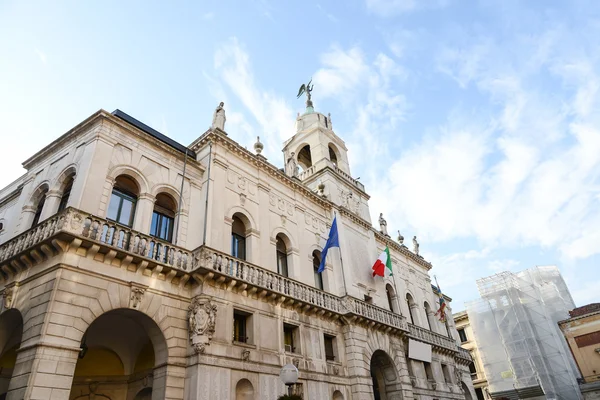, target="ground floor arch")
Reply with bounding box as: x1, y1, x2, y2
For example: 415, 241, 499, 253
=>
370, 350, 403, 400
0, 309, 23, 400
69, 308, 168, 400
462, 382, 474, 400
